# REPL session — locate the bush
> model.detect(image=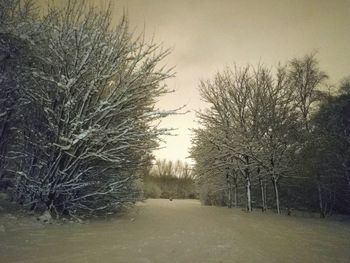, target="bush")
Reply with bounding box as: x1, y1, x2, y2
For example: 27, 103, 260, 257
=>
0, 0, 173, 218
143, 181, 162, 199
